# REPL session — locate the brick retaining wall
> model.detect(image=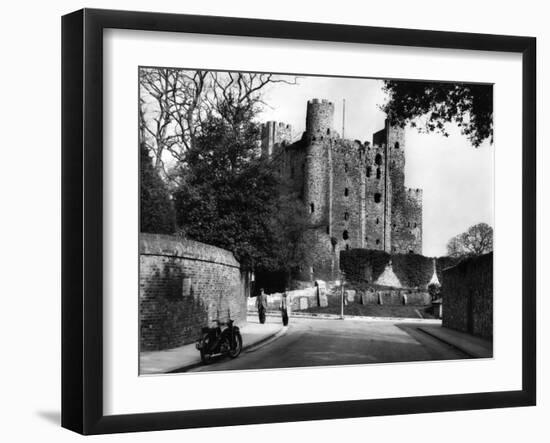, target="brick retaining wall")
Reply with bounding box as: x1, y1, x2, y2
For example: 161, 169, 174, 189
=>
442, 253, 493, 339
140, 233, 249, 351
